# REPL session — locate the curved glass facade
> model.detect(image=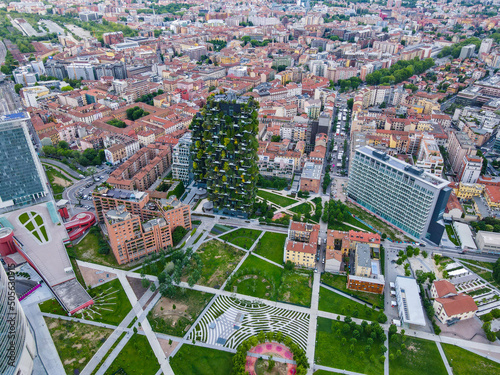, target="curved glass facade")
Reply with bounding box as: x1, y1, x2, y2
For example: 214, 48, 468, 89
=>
0, 265, 28, 375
